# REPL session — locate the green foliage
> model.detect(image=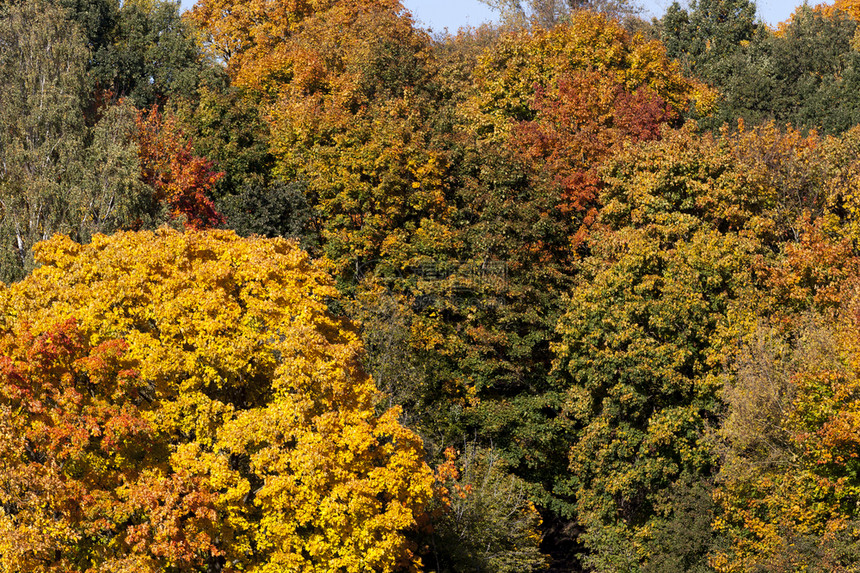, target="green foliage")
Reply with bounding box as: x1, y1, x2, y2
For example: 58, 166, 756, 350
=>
218, 180, 313, 243
80, 101, 159, 241
660, 0, 758, 82
555, 222, 754, 570
9, 0, 860, 566
398, 13, 714, 517
349, 289, 456, 434
0, 0, 153, 281
763, 6, 860, 133
56, 0, 118, 53
428, 445, 548, 572
550, 122, 835, 569
642, 476, 721, 573
0, 0, 88, 278
91, 0, 203, 107
175, 79, 275, 201
664, 2, 860, 133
